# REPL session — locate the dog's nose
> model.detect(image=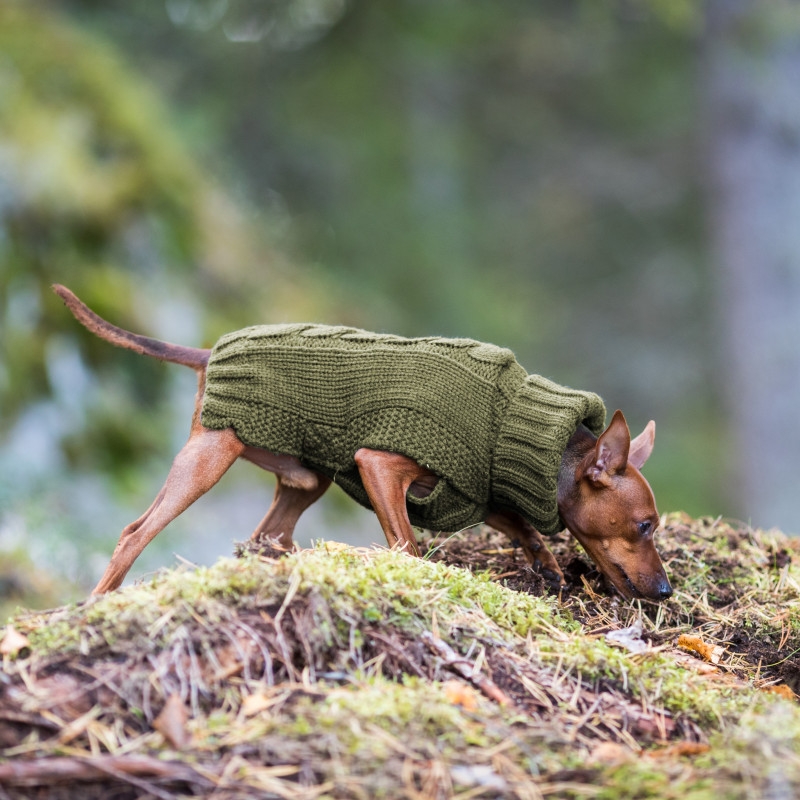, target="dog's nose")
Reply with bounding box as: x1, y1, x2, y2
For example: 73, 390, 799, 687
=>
657, 580, 673, 600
